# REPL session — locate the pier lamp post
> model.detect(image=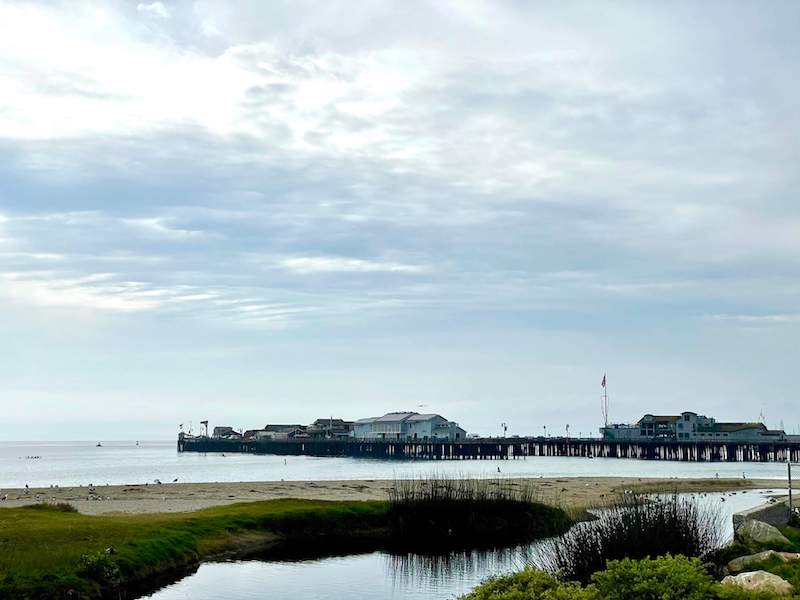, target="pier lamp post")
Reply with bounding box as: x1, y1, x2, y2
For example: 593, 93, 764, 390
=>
543, 425, 547, 438
501, 422, 507, 438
